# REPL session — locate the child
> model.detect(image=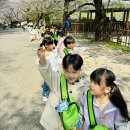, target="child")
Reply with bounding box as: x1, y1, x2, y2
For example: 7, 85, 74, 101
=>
58, 35, 87, 57
63, 35, 75, 53
40, 37, 59, 101
56, 32, 70, 54
37, 48, 87, 130
56, 35, 75, 66
41, 26, 53, 38
50, 26, 58, 46
81, 68, 130, 130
